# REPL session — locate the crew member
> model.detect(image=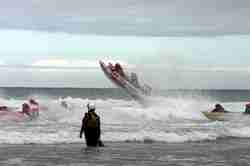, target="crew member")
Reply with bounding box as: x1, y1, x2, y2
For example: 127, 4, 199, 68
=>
0, 106, 8, 111
115, 63, 126, 77
29, 99, 39, 118
130, 72, 140, 88
21, 100, 39, 120
245, 103, 250, 114
22, 103, 31, 116
80, 103, 103, 147
211, 104, 228, 113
